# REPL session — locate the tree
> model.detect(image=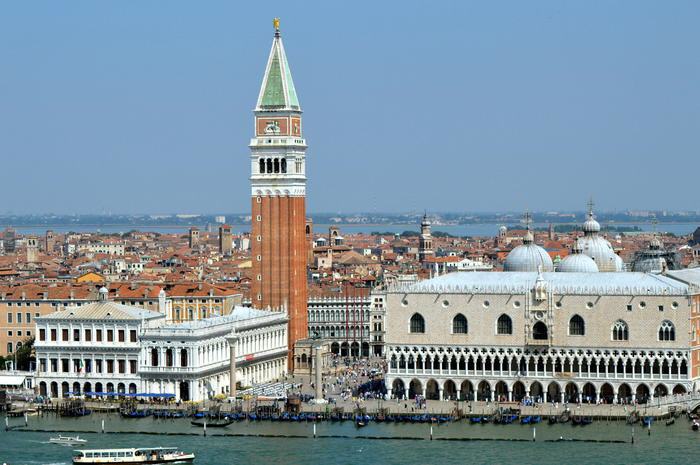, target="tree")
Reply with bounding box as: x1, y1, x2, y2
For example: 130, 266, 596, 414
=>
14, 337, 35, 371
